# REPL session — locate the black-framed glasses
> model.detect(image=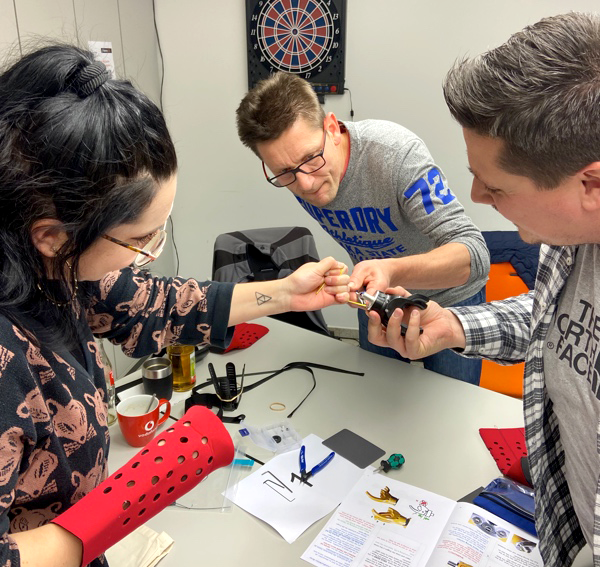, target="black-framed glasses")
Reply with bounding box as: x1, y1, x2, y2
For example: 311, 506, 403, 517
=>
262, 130, 327, 187
102, 223, 168, 268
